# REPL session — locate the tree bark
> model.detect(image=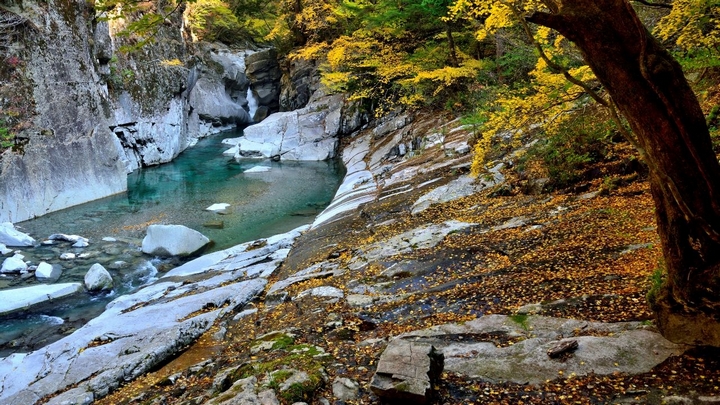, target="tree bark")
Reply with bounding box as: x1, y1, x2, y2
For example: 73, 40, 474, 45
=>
528, 0, 720, 345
